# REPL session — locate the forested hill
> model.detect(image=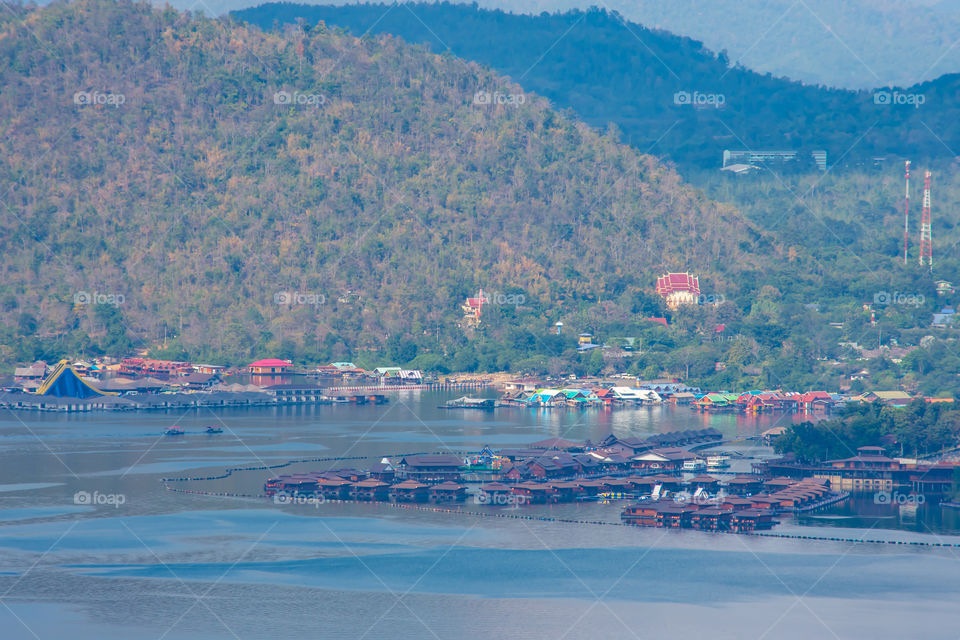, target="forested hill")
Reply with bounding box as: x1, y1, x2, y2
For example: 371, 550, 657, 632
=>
234, 2, 960, 170
0, 0, 761, 367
